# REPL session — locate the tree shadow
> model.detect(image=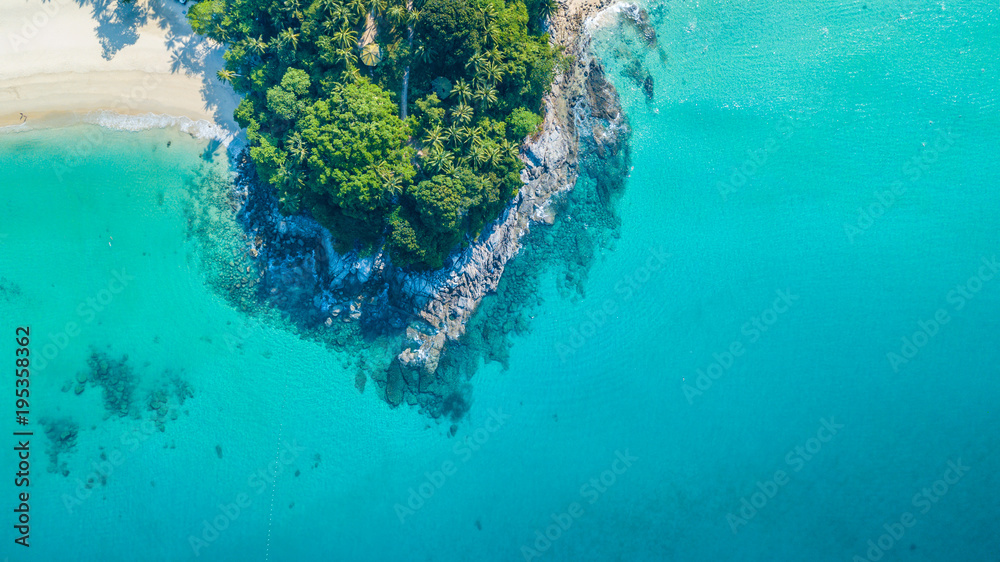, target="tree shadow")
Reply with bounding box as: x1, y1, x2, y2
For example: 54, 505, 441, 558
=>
69, 0, 150, 60
58, 0, 242, 139
145, 0, 242, 138
200, 138, 222, 160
